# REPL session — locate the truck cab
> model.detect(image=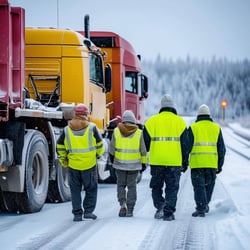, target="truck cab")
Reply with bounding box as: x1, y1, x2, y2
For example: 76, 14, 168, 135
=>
24, 28, 111, 133
78, 31, 148, 130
